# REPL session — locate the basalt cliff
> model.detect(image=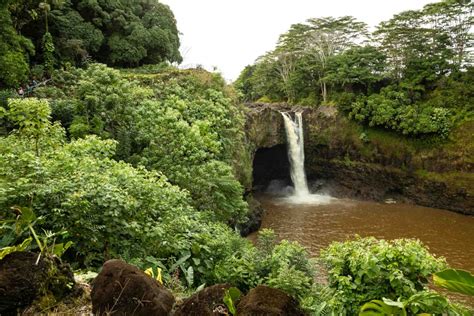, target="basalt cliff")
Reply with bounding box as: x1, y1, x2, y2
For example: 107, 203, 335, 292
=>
245, 103, 474, 215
